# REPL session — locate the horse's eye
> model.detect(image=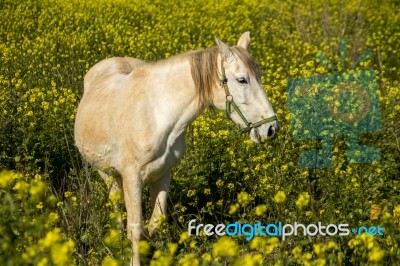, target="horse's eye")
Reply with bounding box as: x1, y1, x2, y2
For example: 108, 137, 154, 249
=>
237, 78, 248, 84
